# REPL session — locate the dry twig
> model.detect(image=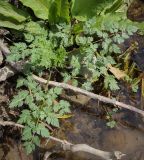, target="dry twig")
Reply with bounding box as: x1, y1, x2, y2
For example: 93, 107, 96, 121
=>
0, 120, 24, 128
32, 74, 144, 117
